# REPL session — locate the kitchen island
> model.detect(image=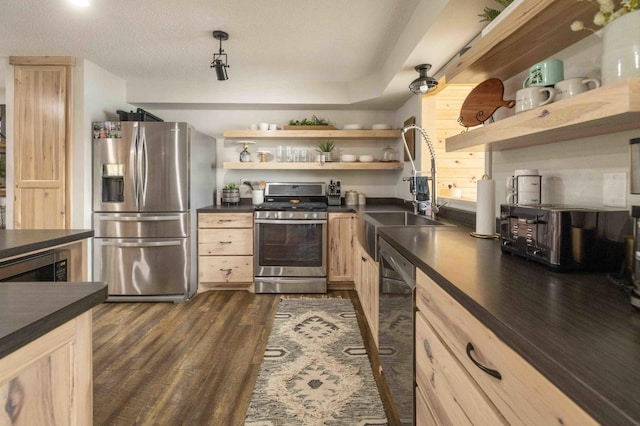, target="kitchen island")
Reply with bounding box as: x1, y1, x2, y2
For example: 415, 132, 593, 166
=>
0, 282, 107, 425
378, 224, 640, 425
0, 229, 94, 282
